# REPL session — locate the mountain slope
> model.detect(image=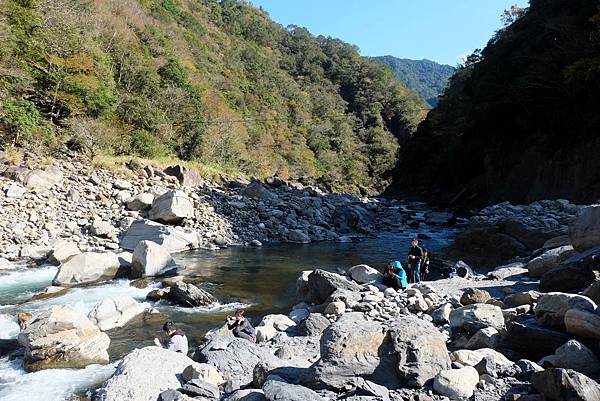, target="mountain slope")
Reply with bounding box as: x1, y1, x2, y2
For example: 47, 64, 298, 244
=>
394, 0, 600, 207
374, 56, 455, 107
0, 0, 427, 194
